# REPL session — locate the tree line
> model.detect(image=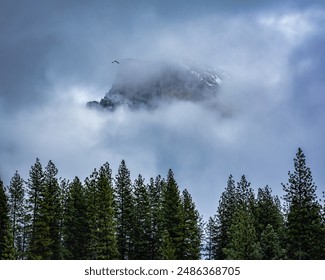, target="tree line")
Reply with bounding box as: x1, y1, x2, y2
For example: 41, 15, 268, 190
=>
0, 148, 324, 260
